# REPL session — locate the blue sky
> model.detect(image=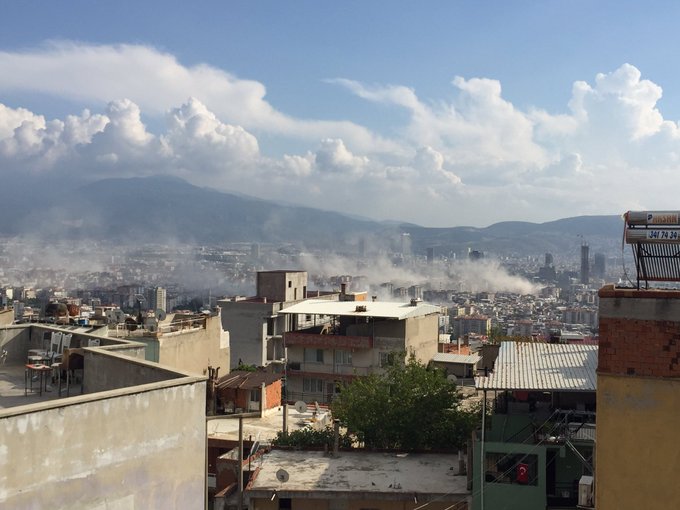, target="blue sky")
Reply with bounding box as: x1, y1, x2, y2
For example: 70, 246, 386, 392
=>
1, 1, 679, 226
